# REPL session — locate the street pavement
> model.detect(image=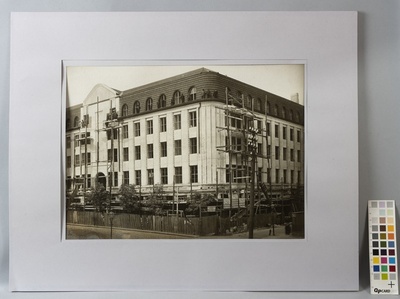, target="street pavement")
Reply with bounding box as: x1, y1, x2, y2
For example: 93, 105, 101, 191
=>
67, 224, 301, 240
